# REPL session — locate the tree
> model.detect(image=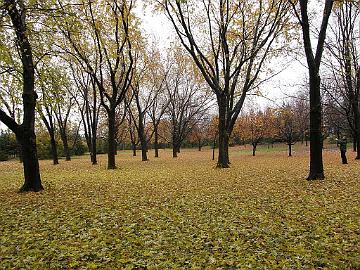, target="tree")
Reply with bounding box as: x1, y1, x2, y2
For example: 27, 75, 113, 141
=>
157, 0, 292, 167
146, 48, 170, 158
276, 104, 301, 156
324, 1, 360, 158
69, 64, 101, 165
56, 0, 136, 169
36, 63, 61, 165
238, 110, 270, 156
165, 47, 211, 158
188, 118, 211, 151
289, 0, 334, 180
0, 0, 43, 191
